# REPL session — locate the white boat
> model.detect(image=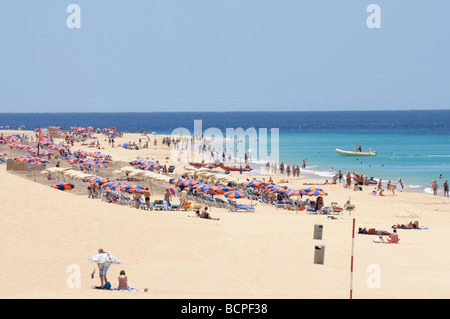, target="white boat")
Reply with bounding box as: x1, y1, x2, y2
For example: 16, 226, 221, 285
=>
335, 148, 377, 156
